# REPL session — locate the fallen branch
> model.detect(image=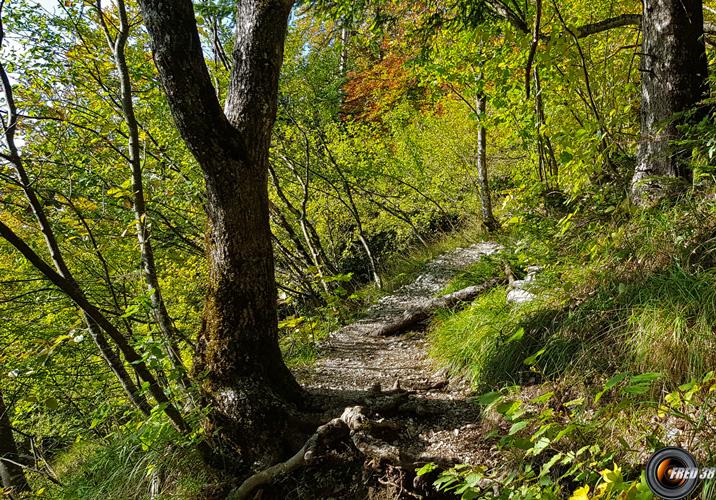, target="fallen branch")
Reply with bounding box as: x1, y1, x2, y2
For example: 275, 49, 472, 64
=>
373, 278, 502, 336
